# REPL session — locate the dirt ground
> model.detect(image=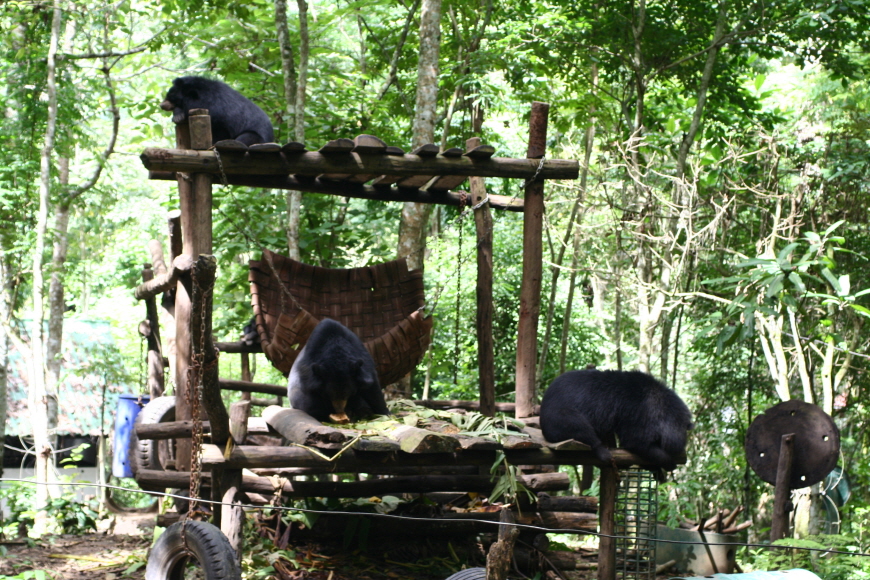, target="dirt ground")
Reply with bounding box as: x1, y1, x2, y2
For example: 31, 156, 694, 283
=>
0, 514, 153, 579
0, 512, 474, 580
